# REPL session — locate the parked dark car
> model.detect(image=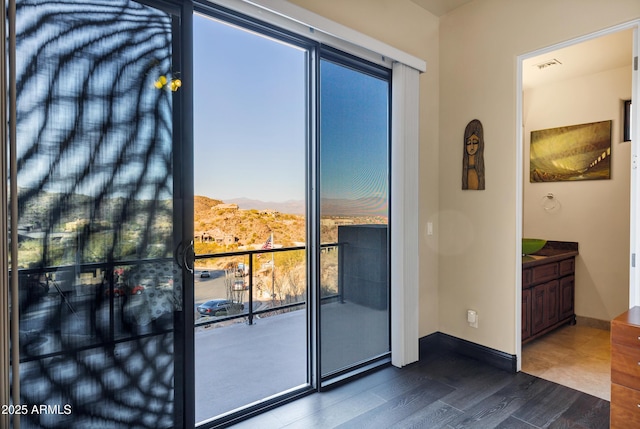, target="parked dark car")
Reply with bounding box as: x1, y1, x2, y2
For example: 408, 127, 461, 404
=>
197, 299, 244, 317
